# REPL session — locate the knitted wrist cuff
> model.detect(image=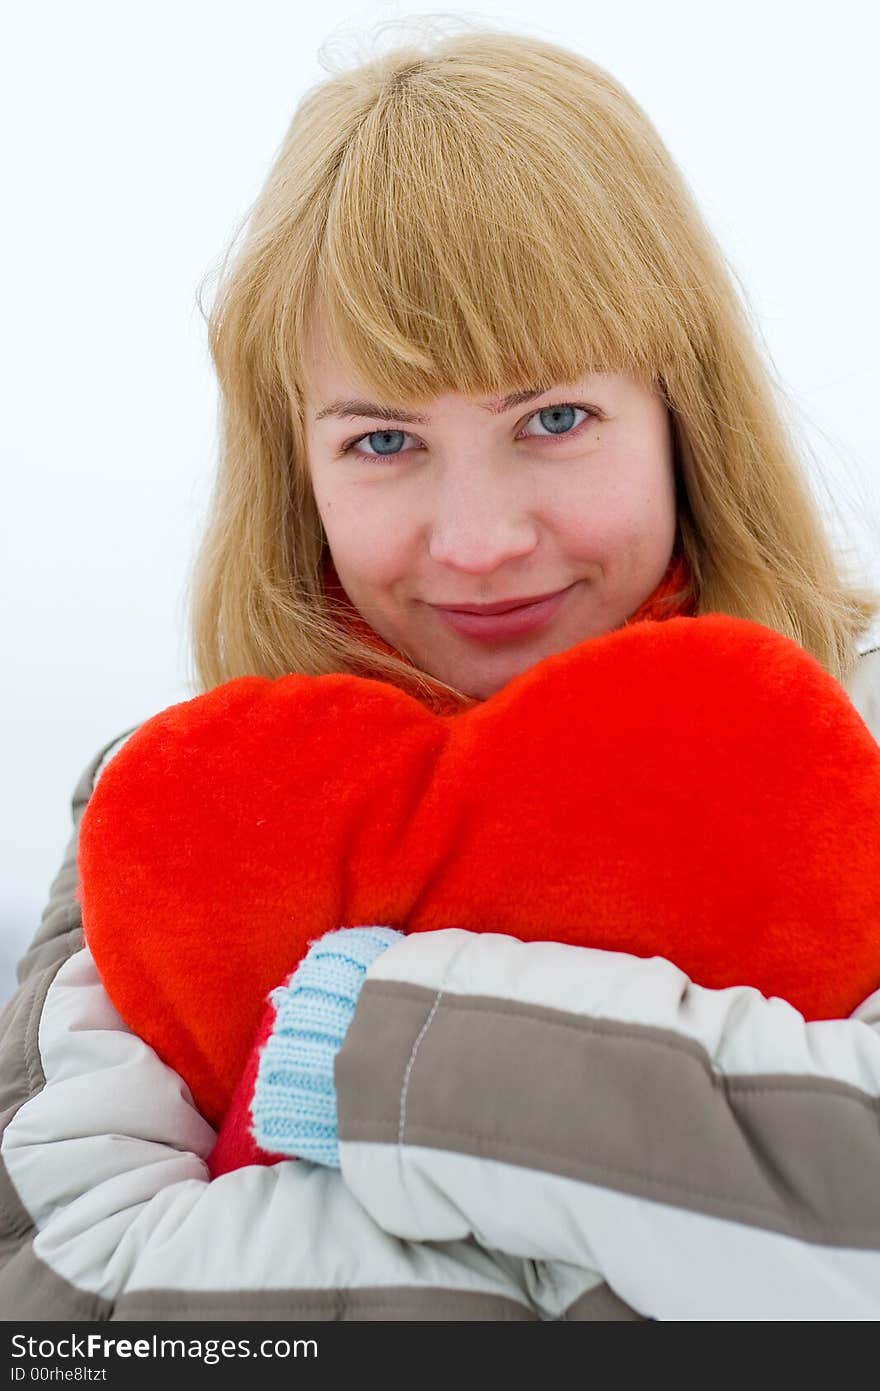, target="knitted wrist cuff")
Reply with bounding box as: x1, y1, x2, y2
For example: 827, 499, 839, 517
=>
251, 925, 403, 1168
